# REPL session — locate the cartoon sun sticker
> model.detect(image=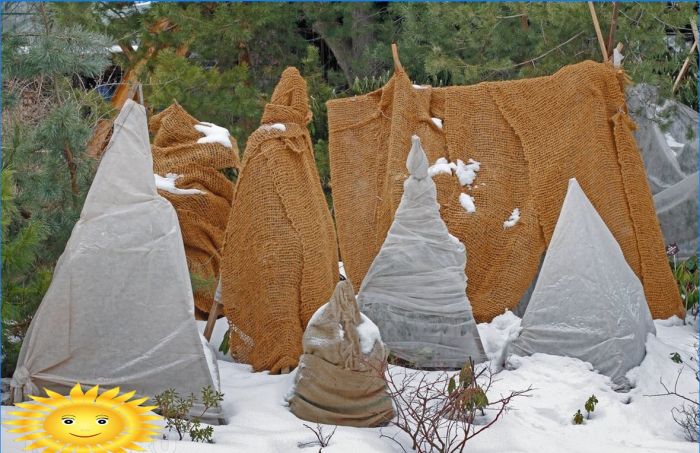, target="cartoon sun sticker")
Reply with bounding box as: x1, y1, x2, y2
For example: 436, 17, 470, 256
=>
4, 383, 162, 452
